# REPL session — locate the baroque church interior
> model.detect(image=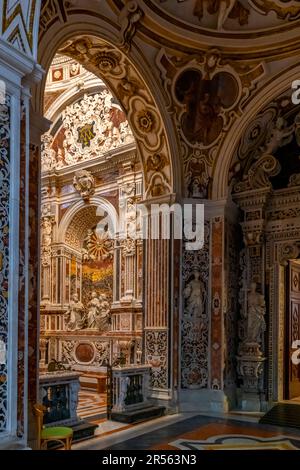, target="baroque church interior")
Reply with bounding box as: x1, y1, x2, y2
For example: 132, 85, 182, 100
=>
2, 0, 300, 452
